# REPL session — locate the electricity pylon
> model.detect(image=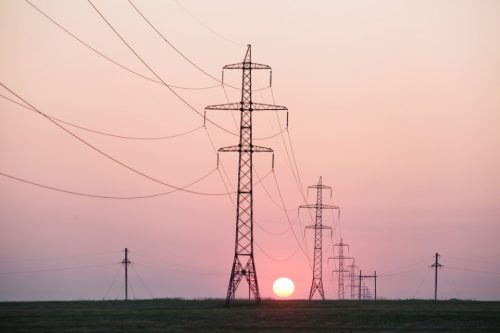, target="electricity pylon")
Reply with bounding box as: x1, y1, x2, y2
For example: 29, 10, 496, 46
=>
299, 176, 339, 300
430, 252, 442, 300
206, 45, 287, 305
329, 238, 352, 299
347, 259, 358, 299
121, 248, 131, 301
